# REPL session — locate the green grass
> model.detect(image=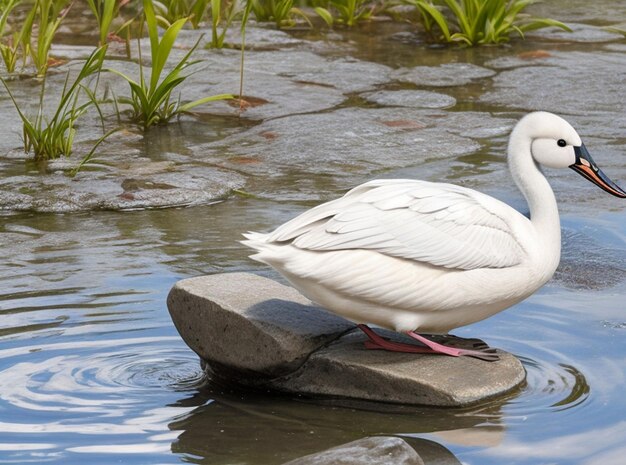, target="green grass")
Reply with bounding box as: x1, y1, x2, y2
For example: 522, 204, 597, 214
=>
108, 0, 232, 129
207, 0, 243, 48
408, 0, 571, 45
154, 0, 209, 29
0, 0, 19, 38
0, 46, 111, 161
251, 0, 311, 29
314, 0, 378, 27
86, 0, 134, 46
21, 0, 72, 76
0, 0, 21, 72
